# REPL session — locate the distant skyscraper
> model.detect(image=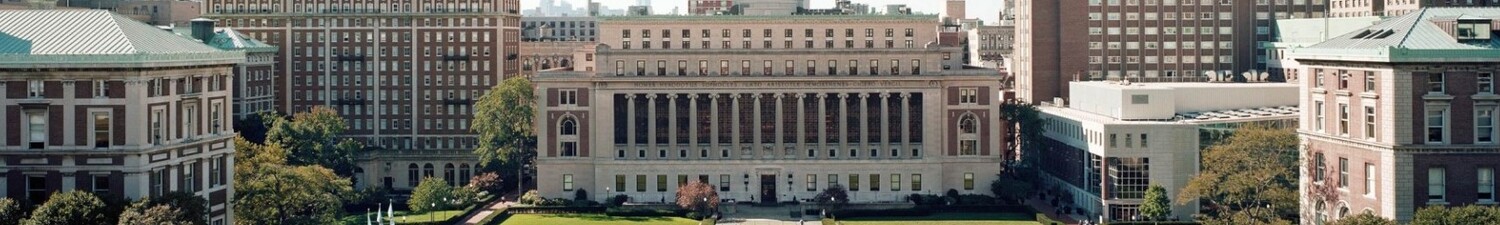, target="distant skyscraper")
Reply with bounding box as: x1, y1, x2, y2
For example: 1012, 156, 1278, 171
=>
636, 0, 651, 6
